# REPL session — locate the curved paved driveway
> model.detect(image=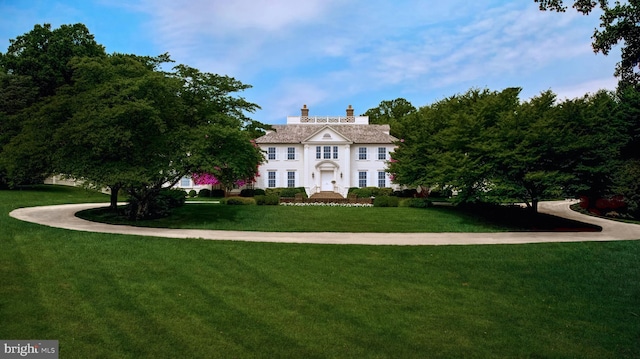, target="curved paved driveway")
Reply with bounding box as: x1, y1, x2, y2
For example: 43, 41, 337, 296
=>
9, 201, 640, 245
